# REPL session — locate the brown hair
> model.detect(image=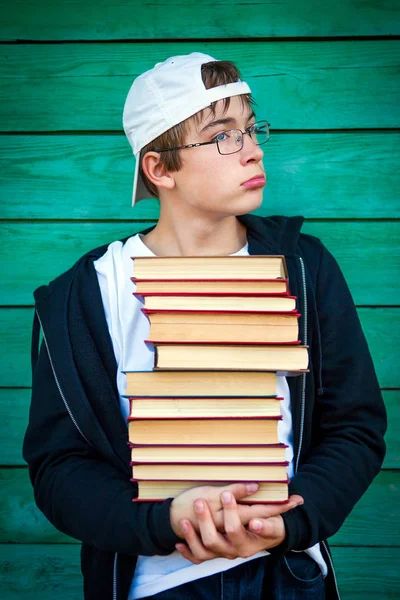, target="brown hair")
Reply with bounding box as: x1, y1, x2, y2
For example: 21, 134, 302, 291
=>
139, 60, 254, 197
